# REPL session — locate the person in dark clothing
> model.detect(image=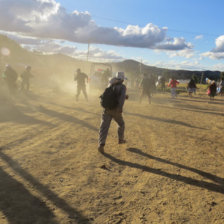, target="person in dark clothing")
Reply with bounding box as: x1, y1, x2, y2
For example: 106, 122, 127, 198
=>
3, 64, 18, 95
208, 81, 217, 100
160, 76, 166, 92
98, 72, 127, 153
139, 73, 153, 104
187, 79, 197, 97
21, 65, 33, 91
74, 68, 88, 101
